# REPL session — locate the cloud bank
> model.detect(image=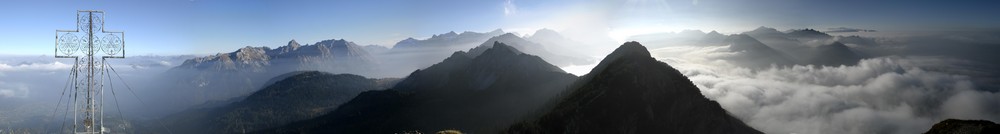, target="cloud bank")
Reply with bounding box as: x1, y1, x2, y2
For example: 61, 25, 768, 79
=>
0, 61, 73, 72
825, 27, 878, 33
0, 82, 29, 98
651, 45, 1000, 134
